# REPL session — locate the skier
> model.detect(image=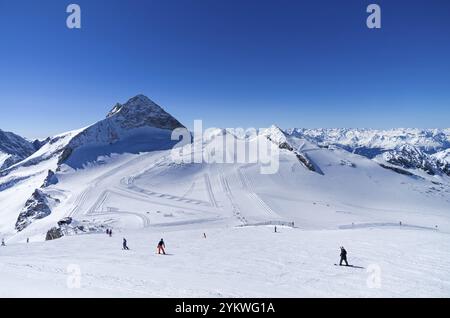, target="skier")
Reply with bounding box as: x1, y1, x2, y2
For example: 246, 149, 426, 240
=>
106, 229, 109, 235
1, 238, 5, 246
339, 246, 348, 266
203, 233, 206, 239
274, 226, 277, 233
26, 238, 29, 244
109, 229, 112, 237
157, 238, 166, 255
123, 238, 129, 250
